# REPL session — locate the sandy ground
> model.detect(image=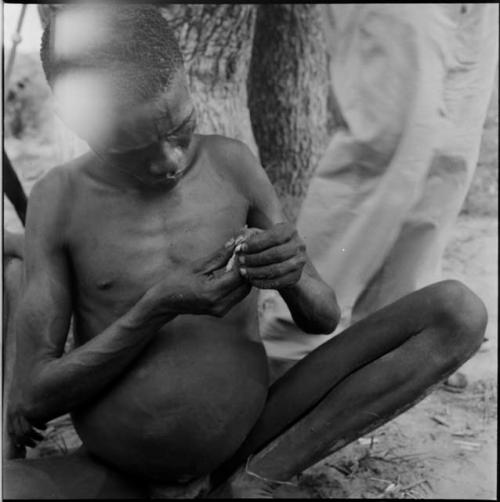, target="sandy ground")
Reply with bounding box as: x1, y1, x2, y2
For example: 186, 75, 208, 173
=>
3, 139, 497, 499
